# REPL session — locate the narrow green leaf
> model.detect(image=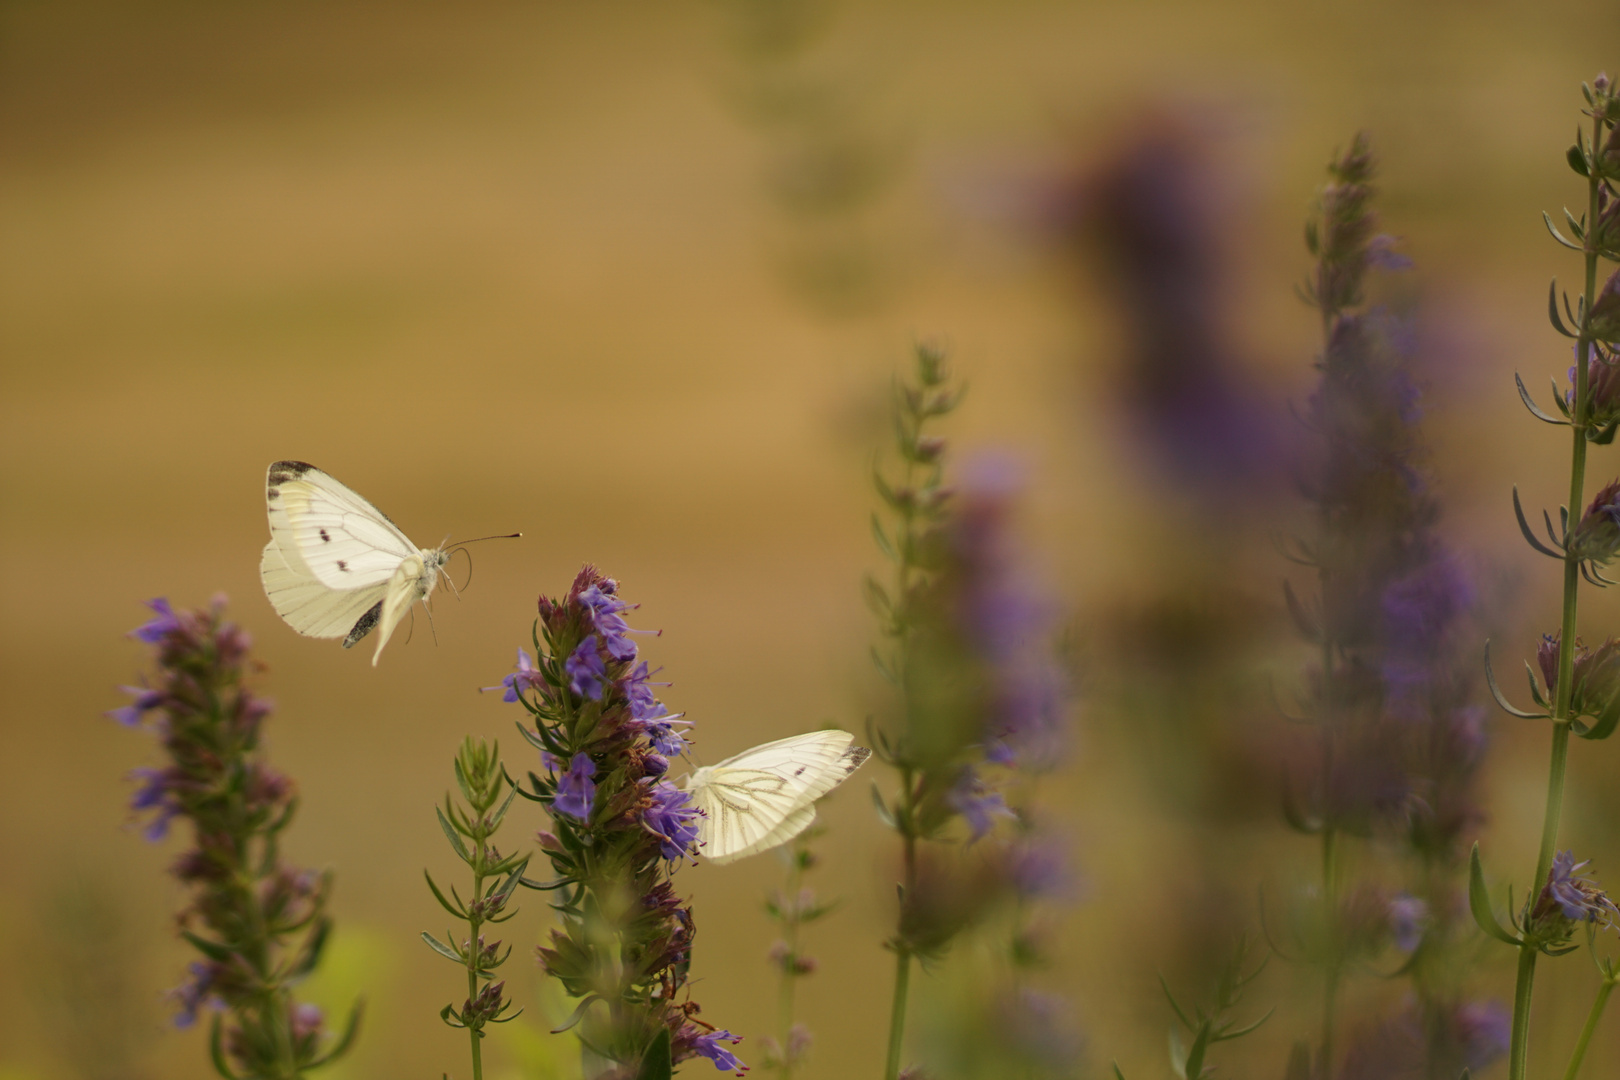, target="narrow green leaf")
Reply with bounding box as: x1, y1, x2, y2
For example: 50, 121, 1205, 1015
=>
1484, 641, 1550, 719
437, 806, 472, 862
1468, 844, 1523, 946
209, 1015, 245, 1079
306, 998, 366, 1069
421, 931, 464, 964
181, 930, 236, 962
